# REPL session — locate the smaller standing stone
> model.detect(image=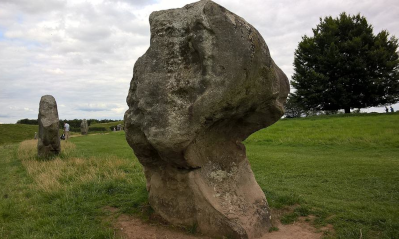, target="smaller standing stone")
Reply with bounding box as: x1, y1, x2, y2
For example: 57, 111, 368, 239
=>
37, 95, 60, 158
117, 124, 123, 131
80, 119, 88, 135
